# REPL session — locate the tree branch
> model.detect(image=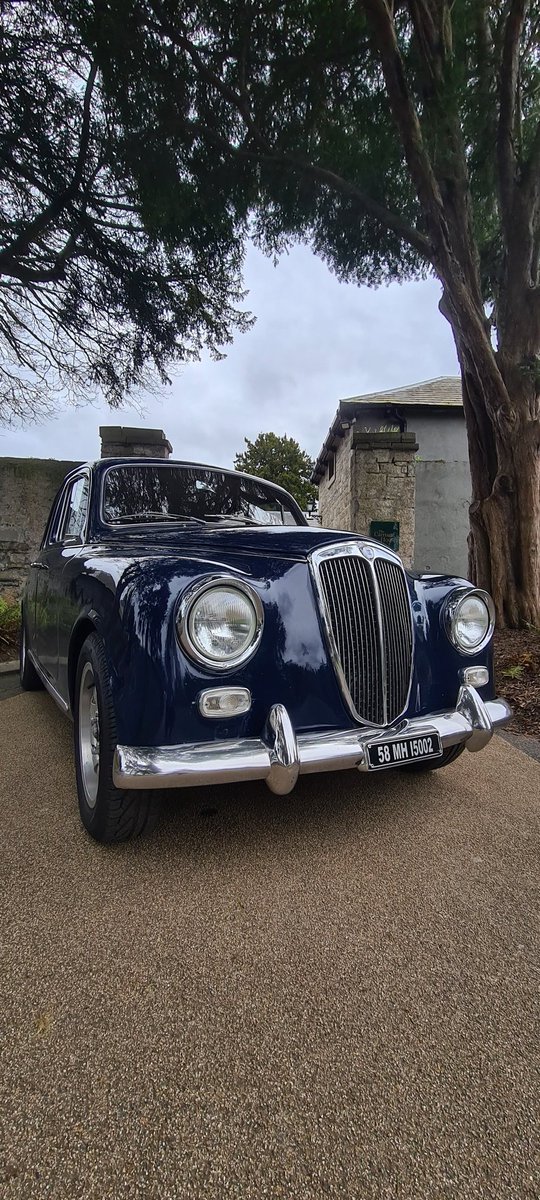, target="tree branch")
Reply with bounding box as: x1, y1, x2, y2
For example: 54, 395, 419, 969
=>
0, 233, 79, 283
196, 120, 433, 259
149, 5, 435, 263
0, 61, 97, 274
